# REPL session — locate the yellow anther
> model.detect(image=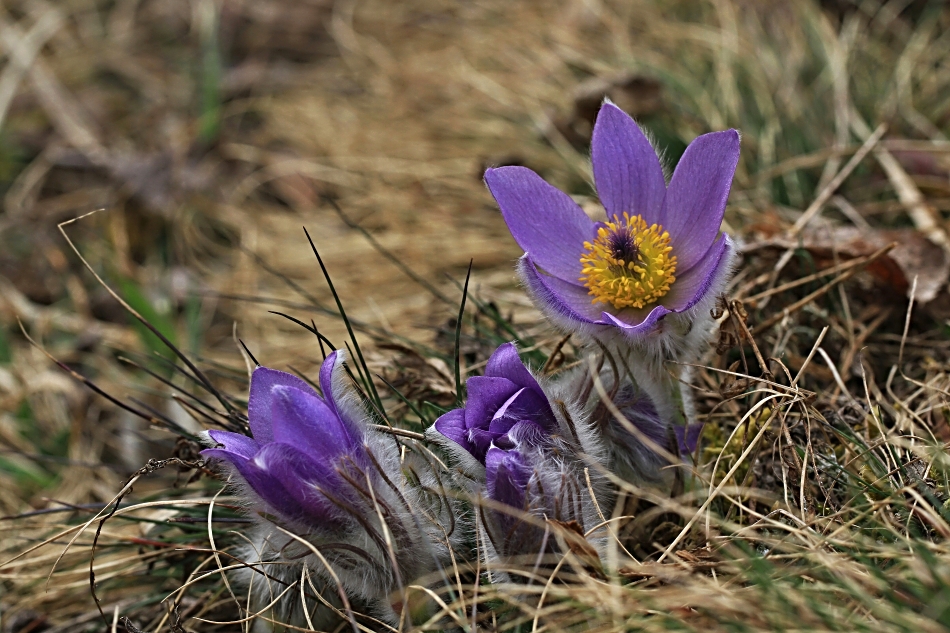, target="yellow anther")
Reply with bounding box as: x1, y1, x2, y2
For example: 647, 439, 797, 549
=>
578, 213, 677, 310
